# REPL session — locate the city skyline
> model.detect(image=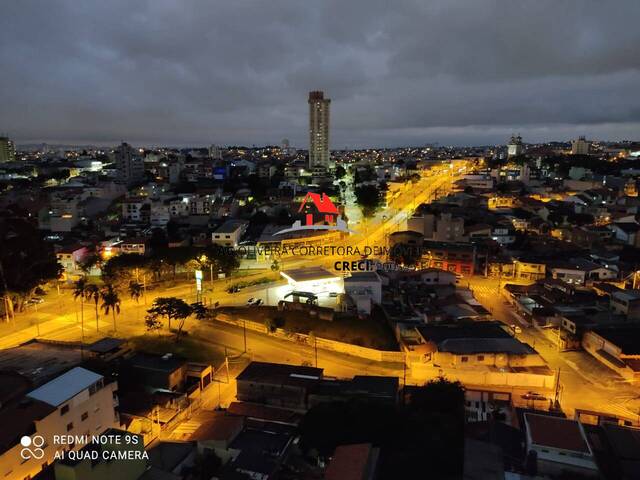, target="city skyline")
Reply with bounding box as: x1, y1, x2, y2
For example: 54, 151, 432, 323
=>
2, 1, 640, 148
